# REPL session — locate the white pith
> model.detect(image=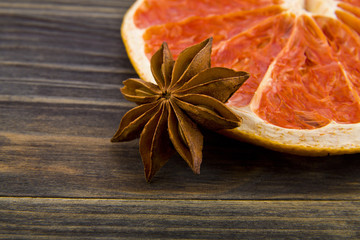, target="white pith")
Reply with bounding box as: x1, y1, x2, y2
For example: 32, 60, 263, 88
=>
281, 0, 338, 17
122, 0, 360, 155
